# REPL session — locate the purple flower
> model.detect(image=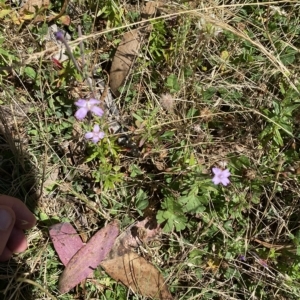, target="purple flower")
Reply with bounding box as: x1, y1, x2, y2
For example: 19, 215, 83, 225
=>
74, 98, 104, 120
212, 167, 230, 186
85, 125, 105, 143
54, 31, 64, 42
238, 255, 246, 262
